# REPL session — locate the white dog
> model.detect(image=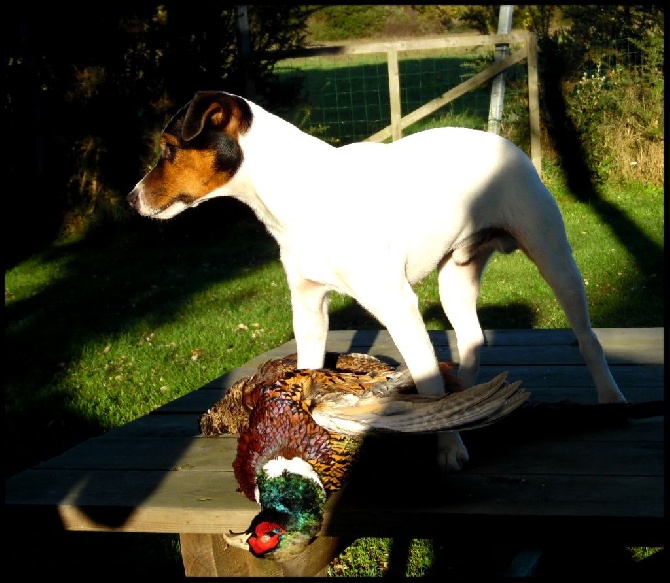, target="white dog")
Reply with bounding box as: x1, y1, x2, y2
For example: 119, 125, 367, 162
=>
128, 91, 627, 471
